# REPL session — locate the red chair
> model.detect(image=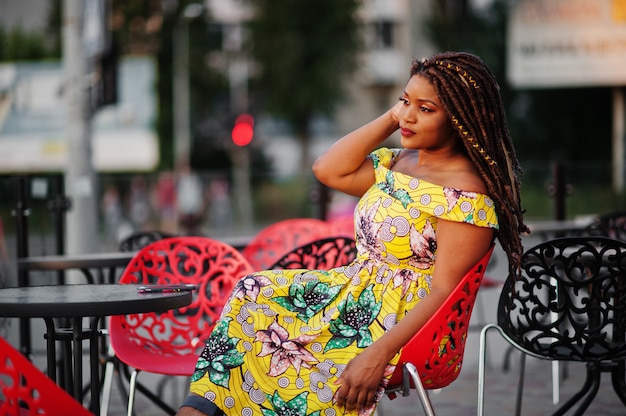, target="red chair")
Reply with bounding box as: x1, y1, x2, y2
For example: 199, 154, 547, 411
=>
0, 336, 93, 416
268, 236, 357, 270
242, 218, 331, 270
106, 236, 254, 415
385, 245, 494, 416
325, 215, 355, 239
